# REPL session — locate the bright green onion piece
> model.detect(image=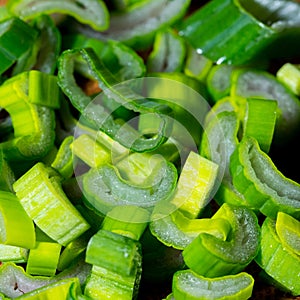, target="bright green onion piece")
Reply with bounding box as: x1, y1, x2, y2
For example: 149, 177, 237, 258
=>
0, 191, 35, 249
150, 208, 231, 250
72, 134, 111, 168
0, 244, 28, 263
84, 0, 191, 50
184, 47, 213, 83
51, 136, 74, 179
0, 17, 38, 74
147, 28, 186, 73
7, 0, 109, 31
101, 205, 150, 241
13, 162, 90, 246
15, 277, 81, 300
255, 217, 300, 296
230, 136, 300, 219
172, 270, 254, 300
85, 229, 140, 276
276, 62, 300, 96
183, 203, 260, 277
26, 241, 62, 276
0, 150, 15, 191
230, 68, 300, 143
243, 98, 277, 153
206, 65, 234, 102
276, 212, 300, 256
170, 151, 219, 219
57, 231, 91, 271
82, 161, 177, 216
